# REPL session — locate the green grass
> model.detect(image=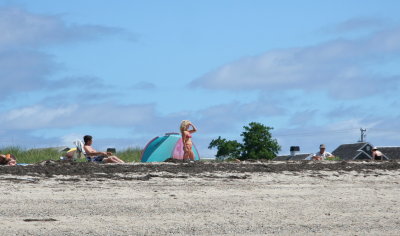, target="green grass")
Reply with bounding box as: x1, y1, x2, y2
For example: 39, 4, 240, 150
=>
116, 147, 142, 162
0, 146, 62, 164
0, 146, 143, 164
326, 156, 342, 161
